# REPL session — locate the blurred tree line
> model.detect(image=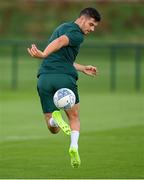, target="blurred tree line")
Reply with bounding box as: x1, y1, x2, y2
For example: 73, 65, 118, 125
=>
0, 0, 144, 42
